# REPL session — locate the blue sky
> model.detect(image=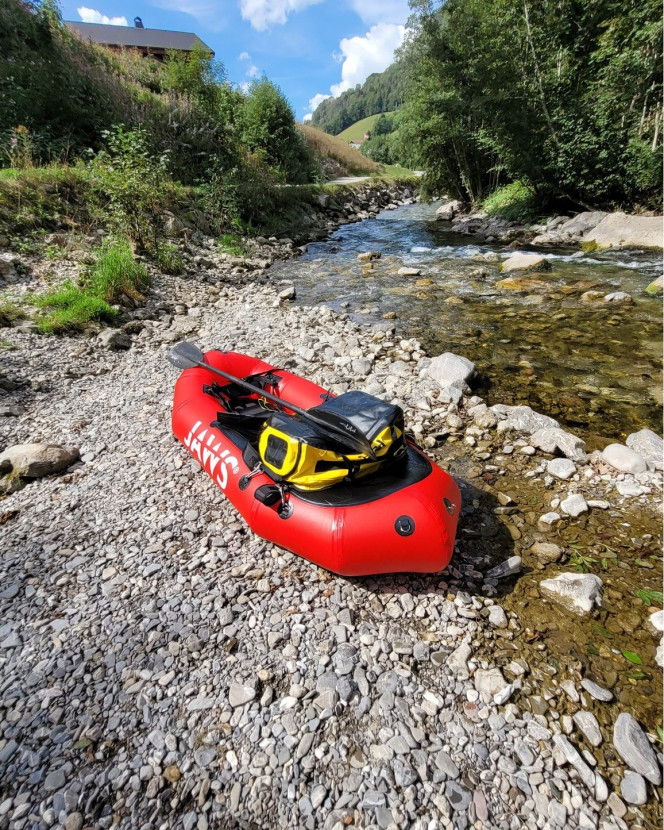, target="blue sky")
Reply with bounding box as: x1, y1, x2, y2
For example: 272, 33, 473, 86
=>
60, 0, 410, 122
